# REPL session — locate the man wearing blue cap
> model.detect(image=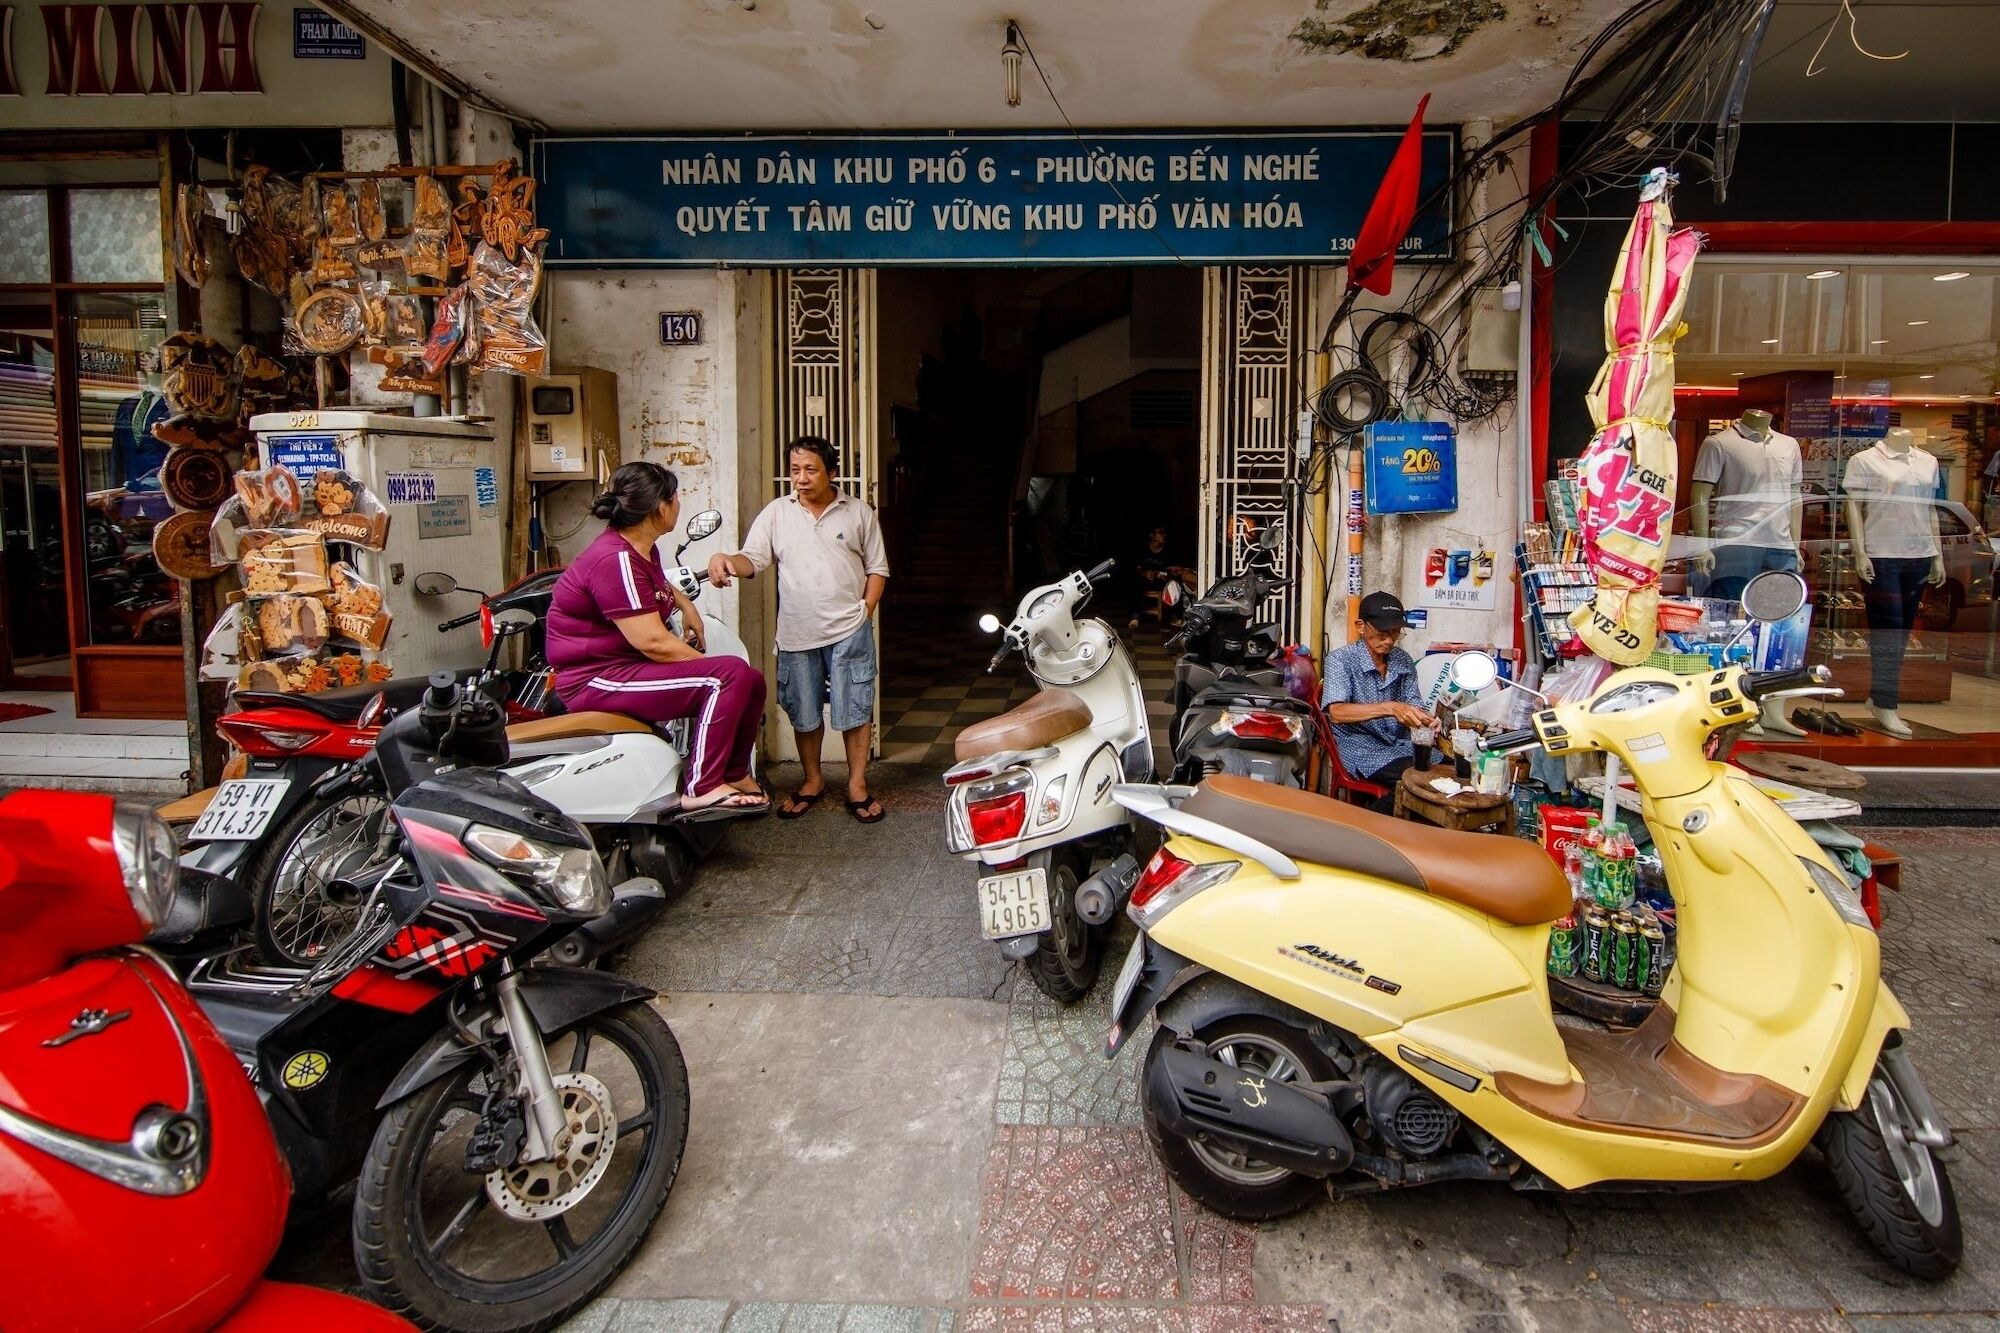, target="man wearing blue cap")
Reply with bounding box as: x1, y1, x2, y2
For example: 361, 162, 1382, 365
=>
1322, 591, 1436, 812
